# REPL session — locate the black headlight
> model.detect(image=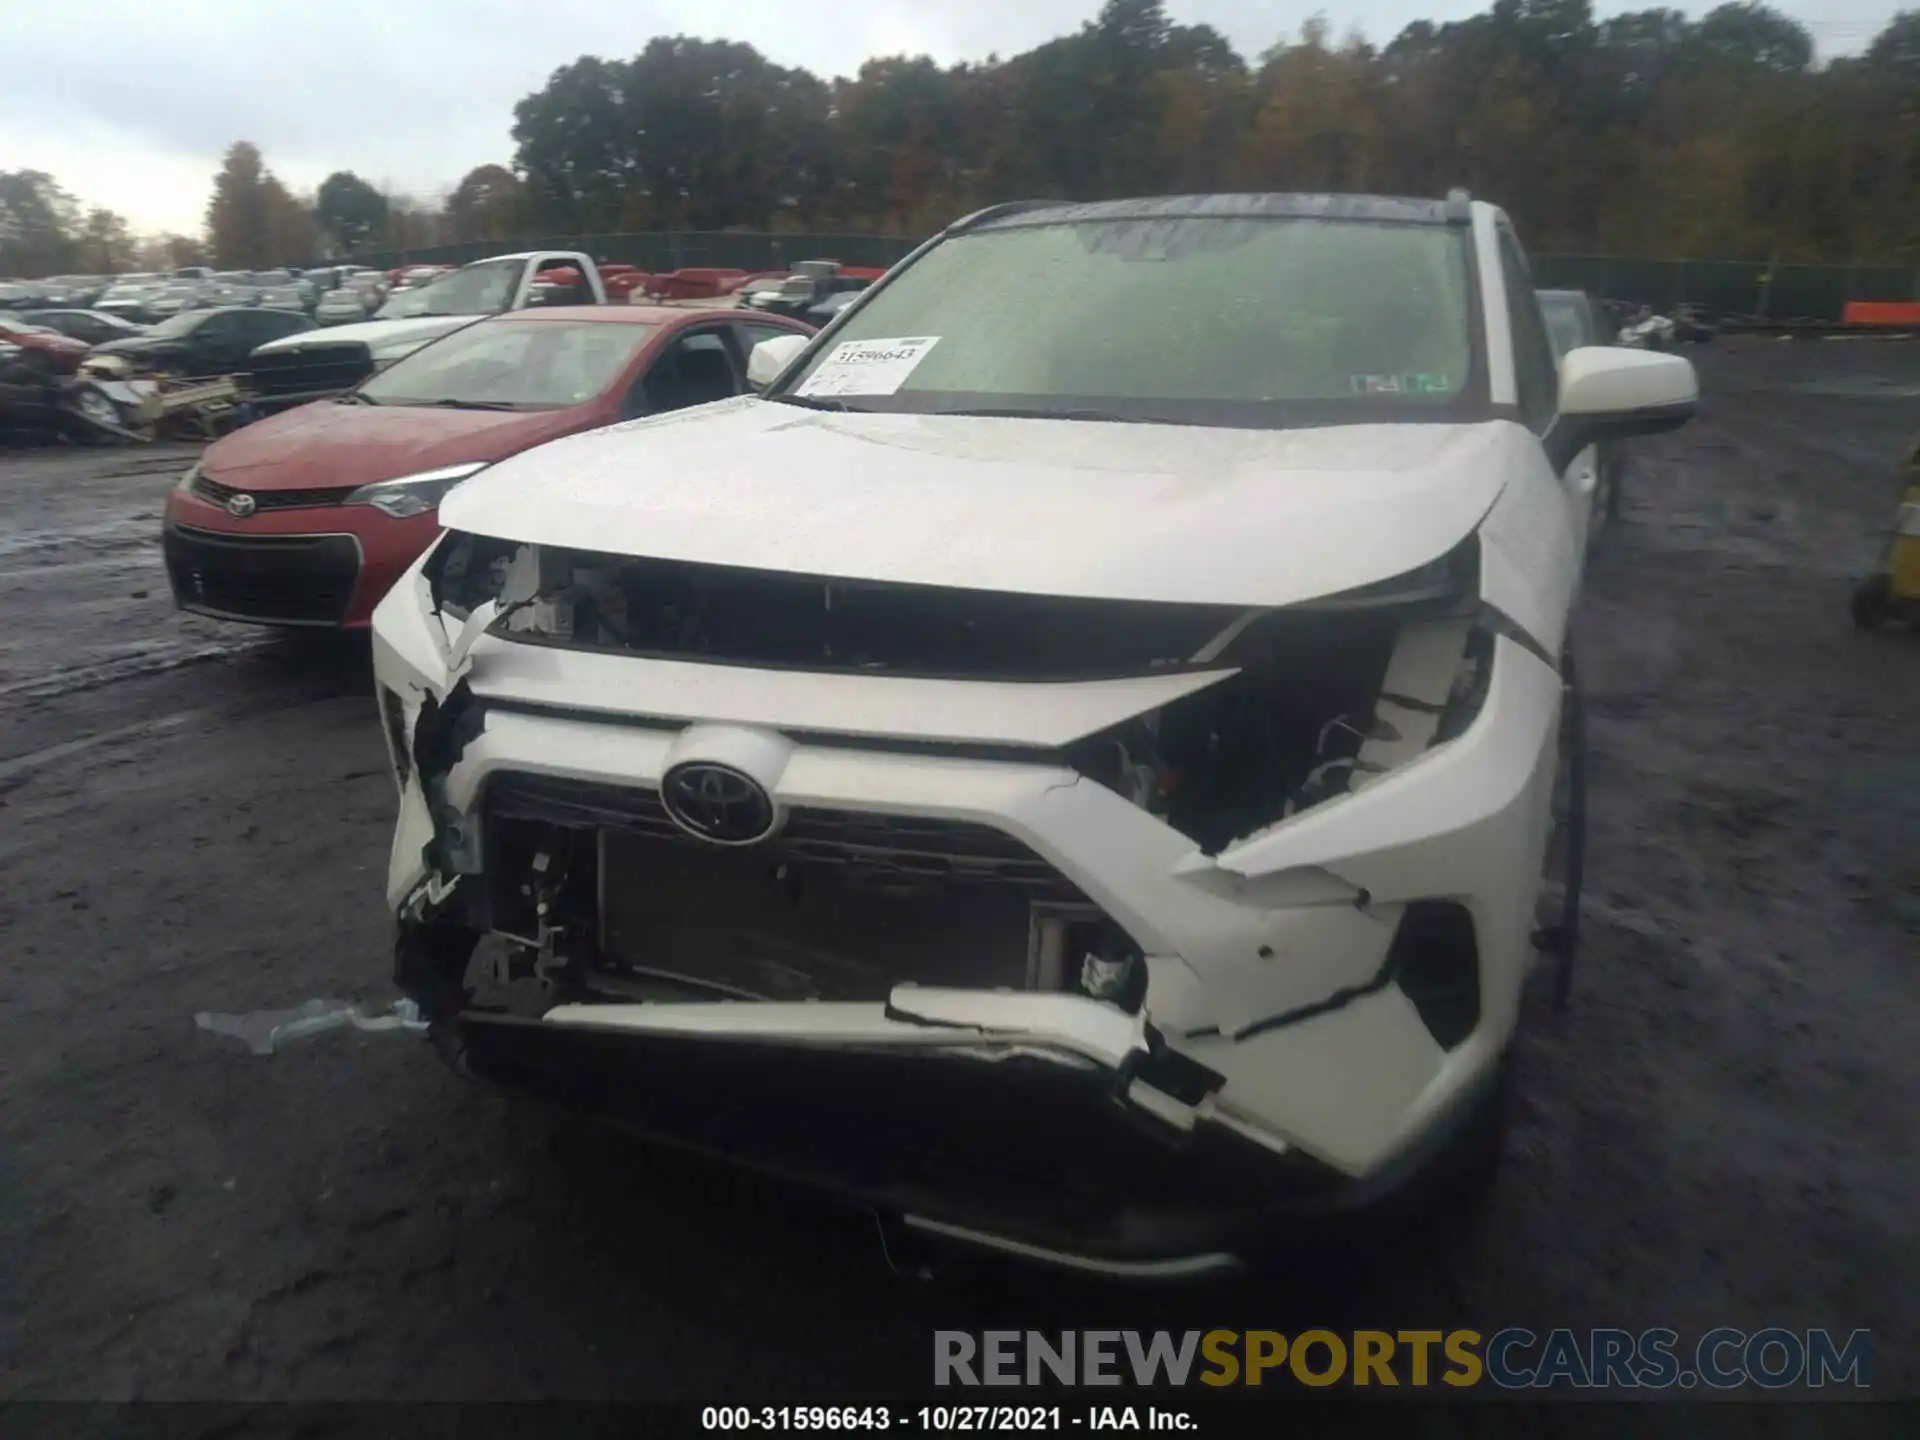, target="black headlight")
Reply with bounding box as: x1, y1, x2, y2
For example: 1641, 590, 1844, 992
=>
423, 529, 519, 619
